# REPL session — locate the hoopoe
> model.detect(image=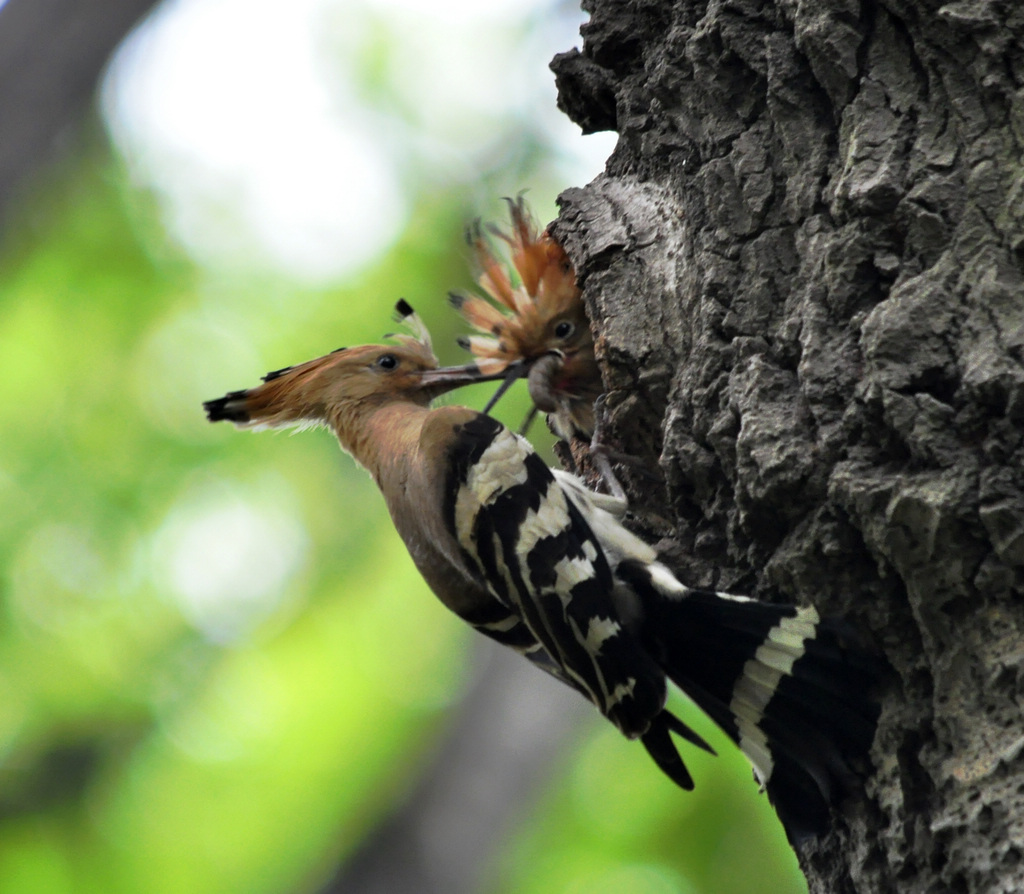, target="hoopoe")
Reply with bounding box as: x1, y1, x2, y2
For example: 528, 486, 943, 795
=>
450, 197, 601, 442
204, 301, 879, 843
